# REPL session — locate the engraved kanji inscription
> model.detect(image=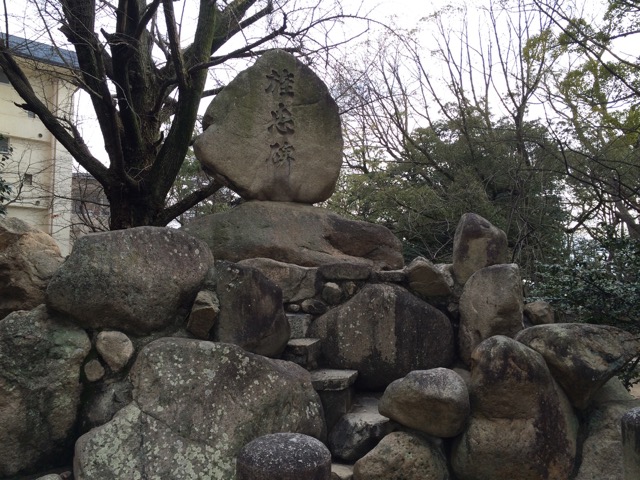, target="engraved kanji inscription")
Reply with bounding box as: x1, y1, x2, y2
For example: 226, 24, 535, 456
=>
267, 142, 295, 165
268, 103, 295, 134
265, 68, 295, 96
